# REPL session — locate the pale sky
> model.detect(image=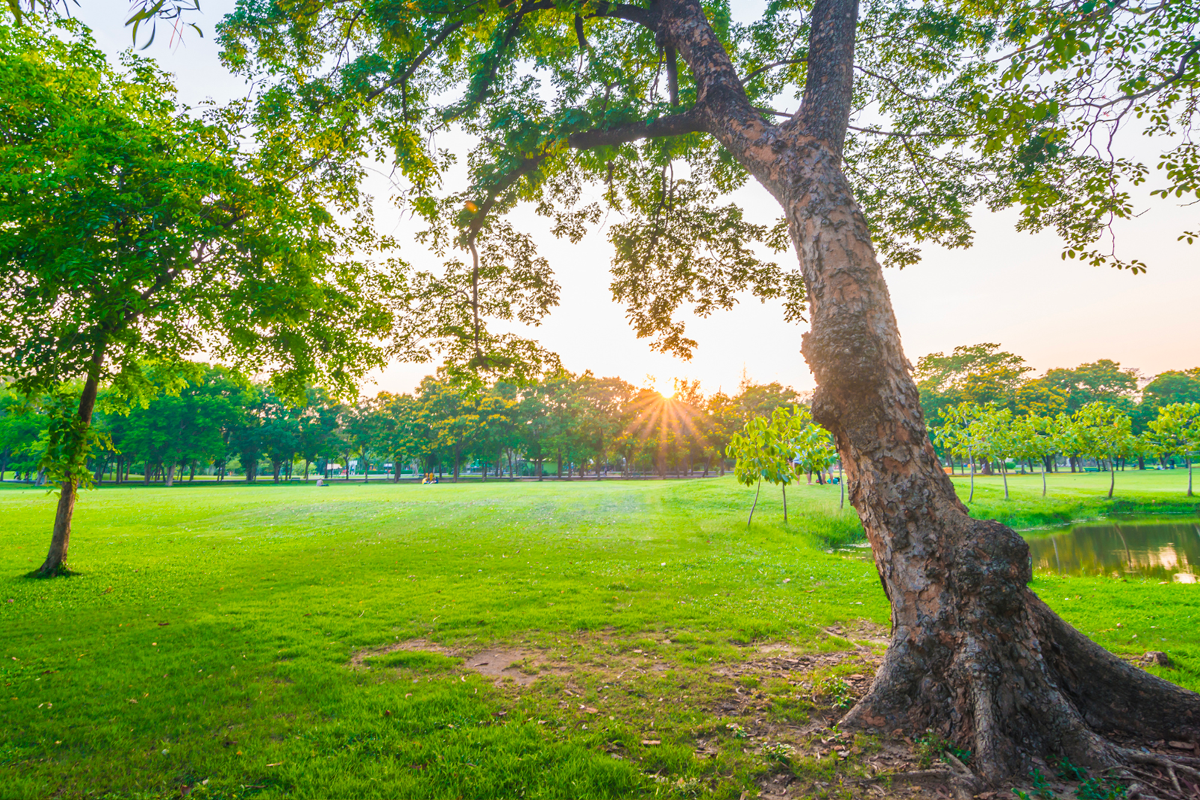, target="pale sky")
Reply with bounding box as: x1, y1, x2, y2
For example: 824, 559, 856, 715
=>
74, 2, 1199, 396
